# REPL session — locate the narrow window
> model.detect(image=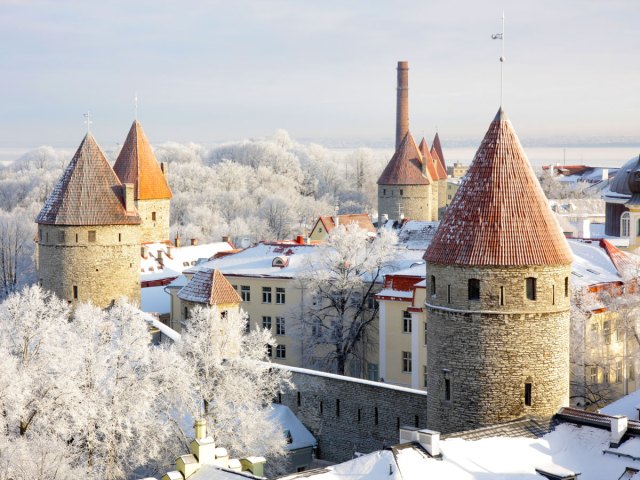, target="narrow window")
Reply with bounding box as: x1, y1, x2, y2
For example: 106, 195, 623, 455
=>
73, 285, 78, 300
524, 383, 532, 406
564, 277, 569, 297
424, 322, 428, 345
75, 233, 78, 243
552, 285, 555, 305
414, 415, 419, 428
262, 286, 272, 303
604, 366, 610, 384
88, 230, 96, 242
152, 211, 157, 221
45, 231, 49, 242
383, 189, 386, 195
526, 277, 536, 300
184, 306, 188, 319
500, 286, 505, 306
402, 311, 412, 333
400, 189, 404, 196
277, 392, 282, 403
468, 278, 480, 300
118, 233, 122, 242
603, 320, 611, 344
262, 316, 272, 330
430, 275, 436, 296
276, 287, 286, 304
58, 230, 65, 242
637, 217, 640, 237
336, 399, 340, 417
423, 365, 428, 388
629, 363, 636, 381
241, 285, 250, 302
402, 351, 412, 373
447, 285, 451, 304
589, 366, 597, 384
276, 317, 285, 335
320, 401, 323, 415
616, 360, 623, 383
443, 371, 451, 401
358, 408, 361, 422
297, 392, 301, 406
396, 417, 400, 430
374, 407, 378, 425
